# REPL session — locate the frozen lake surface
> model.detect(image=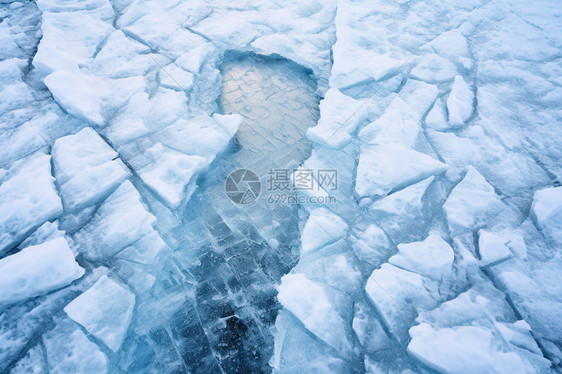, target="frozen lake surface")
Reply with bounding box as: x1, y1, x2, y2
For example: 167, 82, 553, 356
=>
1, 0, 562, 372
